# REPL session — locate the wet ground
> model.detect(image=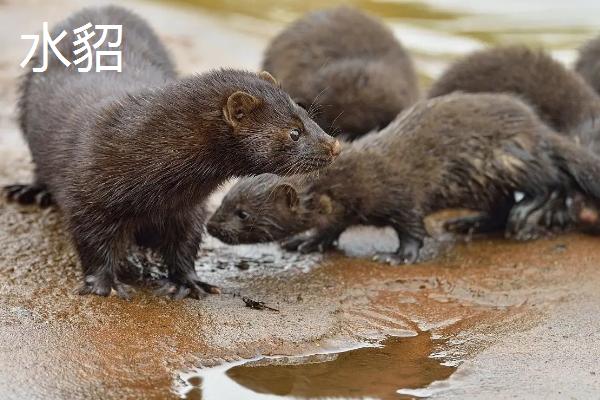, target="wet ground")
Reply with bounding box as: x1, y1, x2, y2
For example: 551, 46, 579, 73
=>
1, 0, 600, 399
